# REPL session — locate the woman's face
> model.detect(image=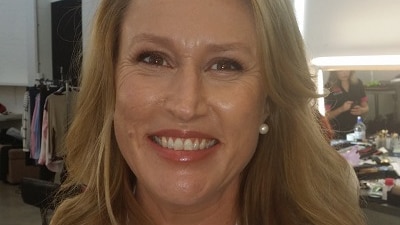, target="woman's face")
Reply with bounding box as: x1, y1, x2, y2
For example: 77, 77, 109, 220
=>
337, 70, 351, 81
114, 0, 268, 207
